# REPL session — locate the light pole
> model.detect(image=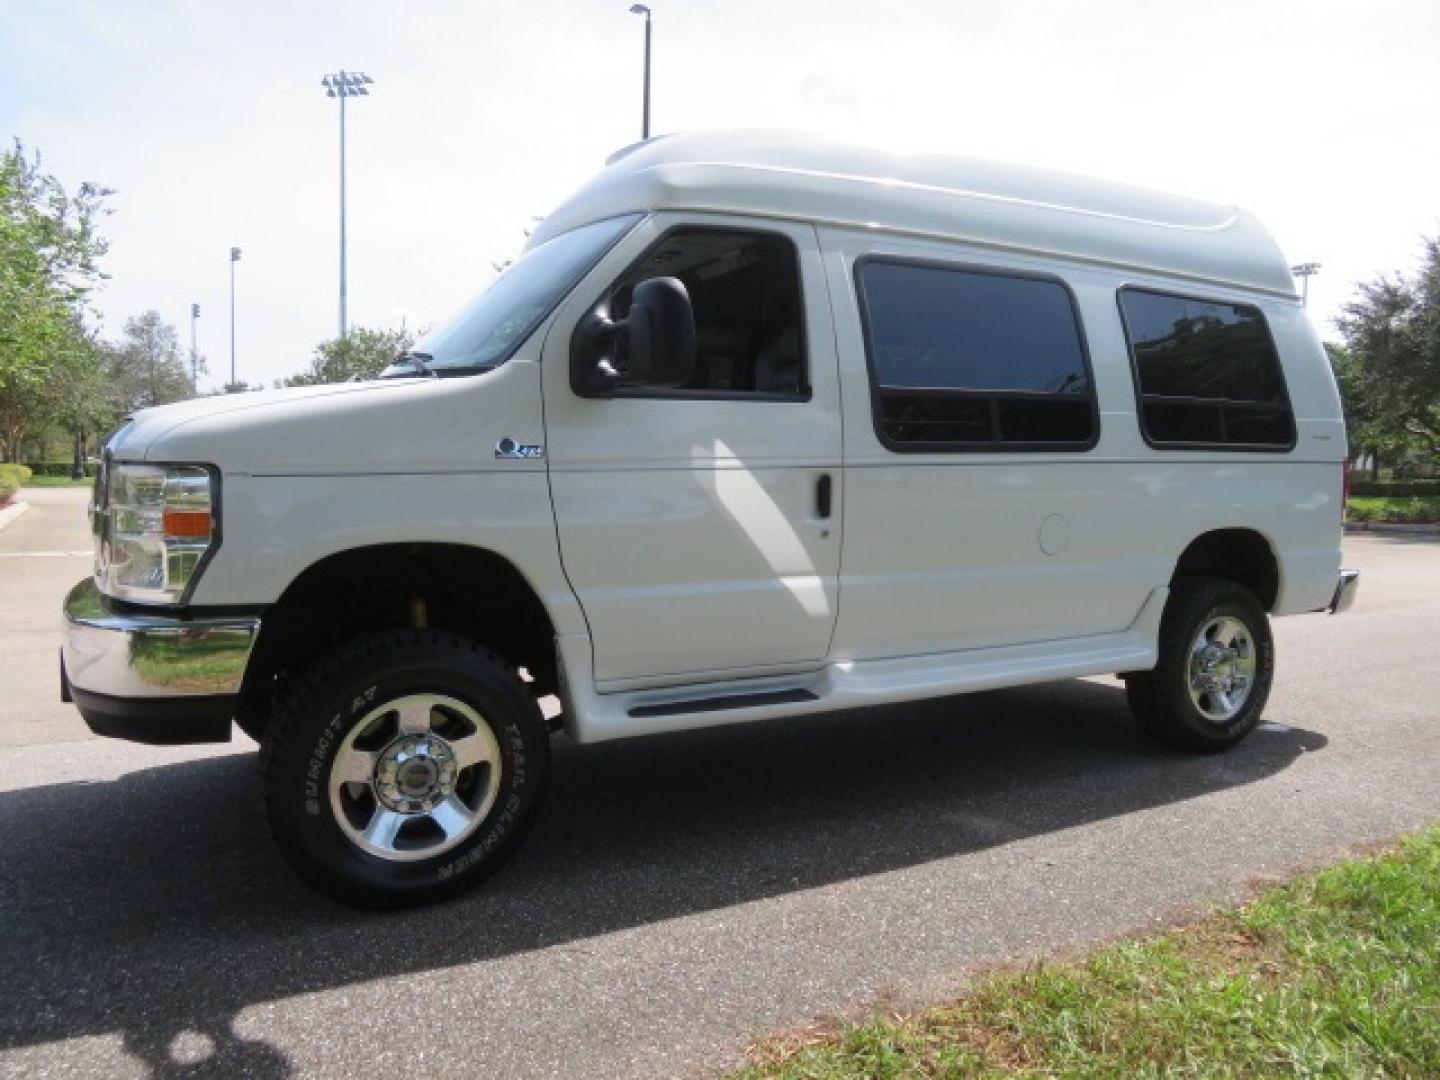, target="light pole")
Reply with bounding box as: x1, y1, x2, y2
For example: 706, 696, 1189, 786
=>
1291, 261, 1321, 307
322, 70, 373, 339
229, 247, 241, 388
629, 5, 651, 140
189, 303, 200, 393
